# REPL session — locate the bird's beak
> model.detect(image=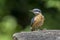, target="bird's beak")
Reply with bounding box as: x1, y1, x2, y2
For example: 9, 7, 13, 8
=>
29, 10, 33, 12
